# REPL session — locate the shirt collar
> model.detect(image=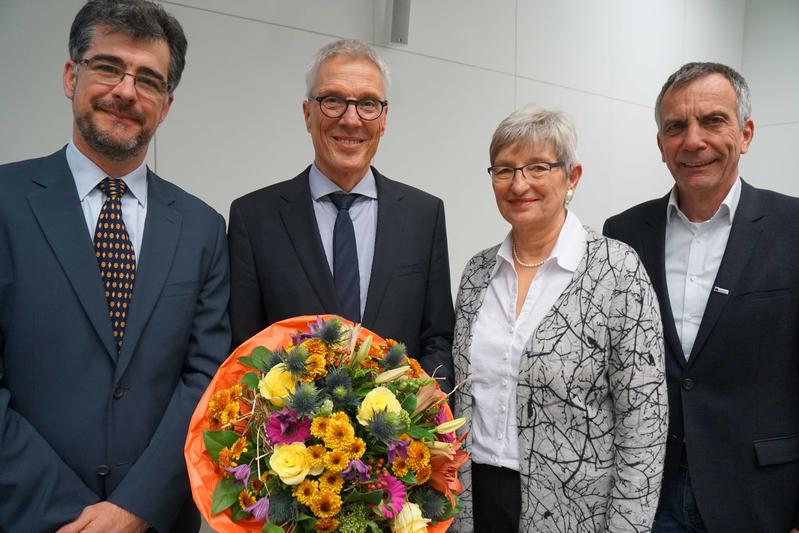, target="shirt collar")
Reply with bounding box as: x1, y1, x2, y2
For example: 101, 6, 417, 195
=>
495, 210, 587, 276
66, 140, 148, 207
309, 164, 378, 201
666, 176, 741, 226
